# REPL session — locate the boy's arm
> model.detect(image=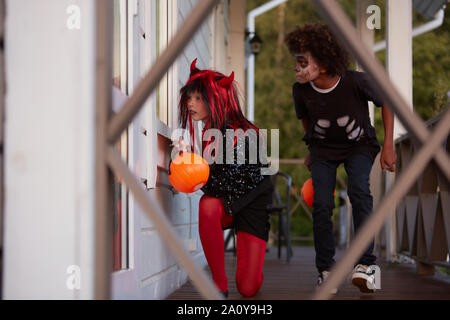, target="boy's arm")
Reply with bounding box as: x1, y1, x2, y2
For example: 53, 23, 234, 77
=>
302, 118, 312, 171
380, 105, 397, 172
